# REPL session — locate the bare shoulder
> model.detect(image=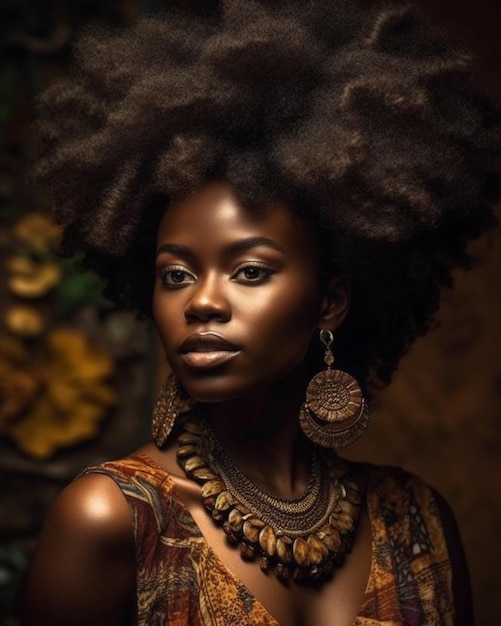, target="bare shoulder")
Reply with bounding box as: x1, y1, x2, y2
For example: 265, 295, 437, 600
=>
49, 472, 134, 540
23, 473, 136, 626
